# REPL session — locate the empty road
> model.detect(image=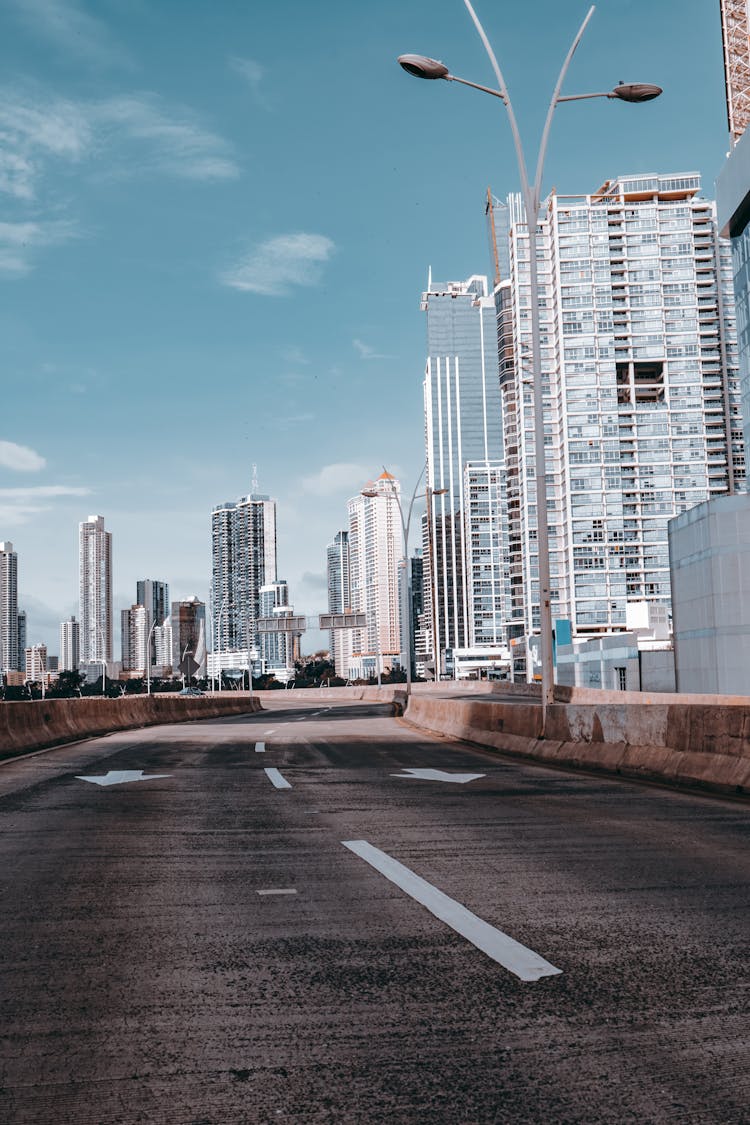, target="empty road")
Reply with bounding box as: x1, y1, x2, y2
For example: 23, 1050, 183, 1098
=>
1, 699, 748, 1123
